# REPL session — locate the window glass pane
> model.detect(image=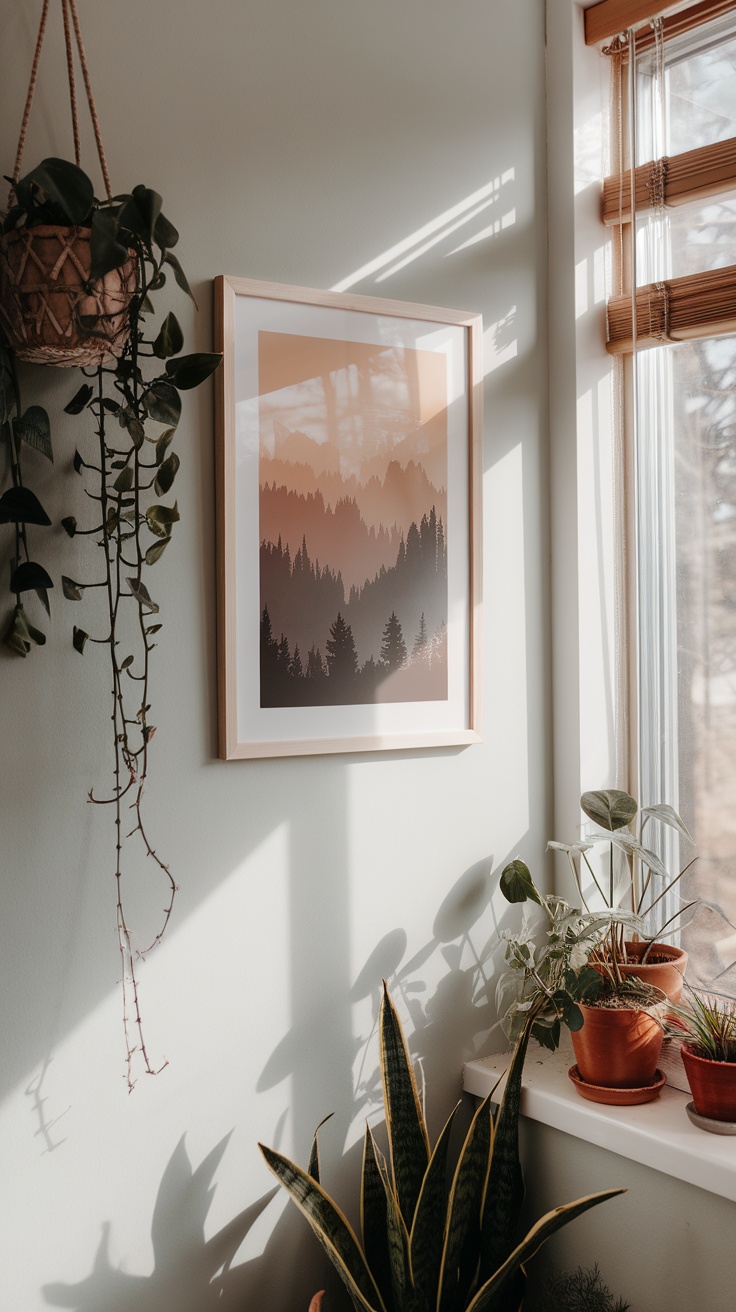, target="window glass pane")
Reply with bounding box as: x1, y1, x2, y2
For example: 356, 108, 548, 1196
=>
636, 196, 736, 285
635, 16, 736, 163
638, 336, 736, 993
